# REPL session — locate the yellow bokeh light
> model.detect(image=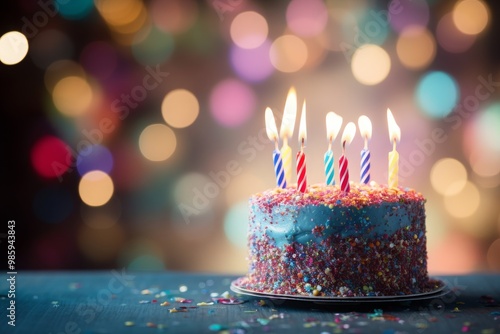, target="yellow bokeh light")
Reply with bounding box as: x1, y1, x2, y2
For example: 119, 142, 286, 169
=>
161, 89, 199, 128
351, 44, 391, 85
139, 124, 177, 161
44, 60, 86, 92
79, 171, 115, 207
270, 35, 308, 73
52, 76, 94, 117
95, 0, 143, 28
230, 11, 268, 49
77, 223, 125, 263
0, 31, 29, 65
443, 181, 480, 218
470, 150, 500, 177
396, 26, 436, 70
430, 158, 467, 195
452, 0, 489, 35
